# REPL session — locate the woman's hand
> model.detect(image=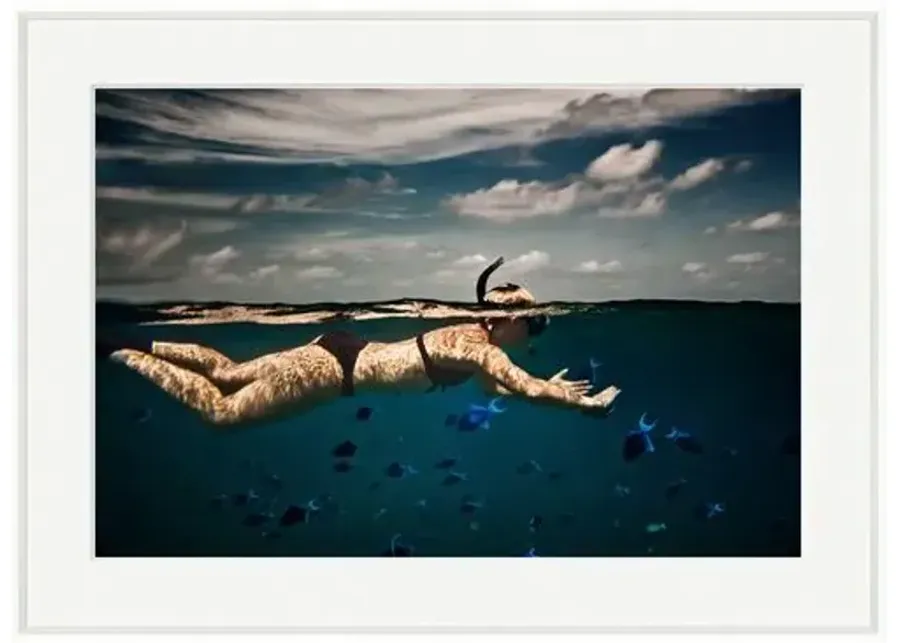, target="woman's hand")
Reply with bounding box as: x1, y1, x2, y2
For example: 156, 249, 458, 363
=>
548, 368, 593, 397
580, 384, 622, 417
